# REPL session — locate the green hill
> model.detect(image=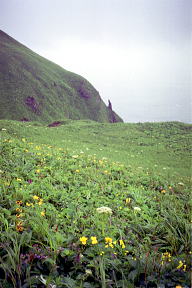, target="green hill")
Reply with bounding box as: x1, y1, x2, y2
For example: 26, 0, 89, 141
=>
0, 30, 123, 123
